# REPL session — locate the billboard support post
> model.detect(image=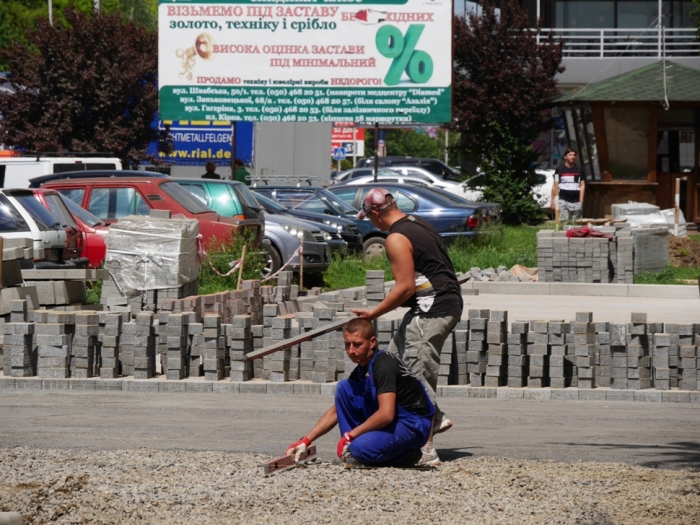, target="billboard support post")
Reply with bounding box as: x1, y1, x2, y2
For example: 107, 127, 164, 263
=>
373, 123, 379, 183
230, 121, 237, 180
